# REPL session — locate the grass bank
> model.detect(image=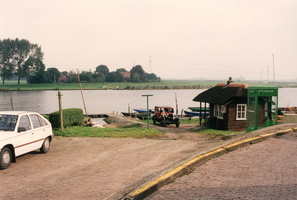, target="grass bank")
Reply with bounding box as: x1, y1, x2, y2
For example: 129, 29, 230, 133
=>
0, 79, 294, 91
53, 123, 164, 138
